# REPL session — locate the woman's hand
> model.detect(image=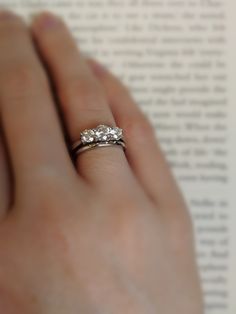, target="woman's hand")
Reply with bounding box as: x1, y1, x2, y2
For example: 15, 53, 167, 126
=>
0, 11, 203, 314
